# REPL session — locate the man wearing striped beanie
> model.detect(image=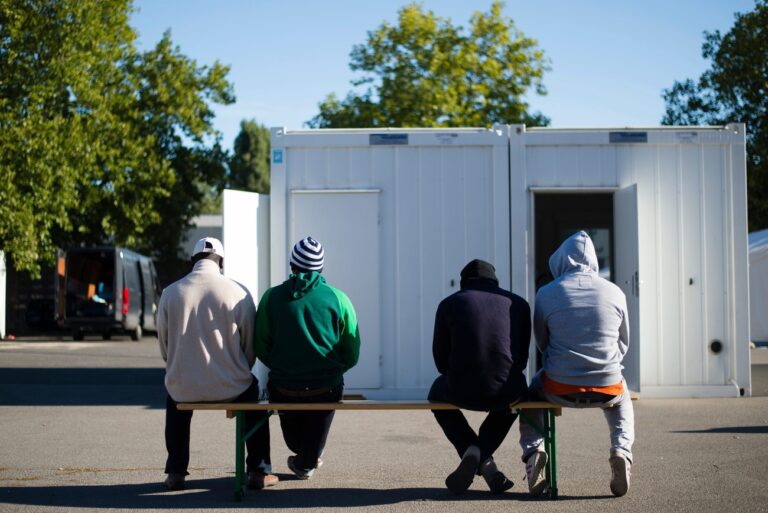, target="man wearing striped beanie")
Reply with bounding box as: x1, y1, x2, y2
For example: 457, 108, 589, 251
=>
254, 236, 361, 480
